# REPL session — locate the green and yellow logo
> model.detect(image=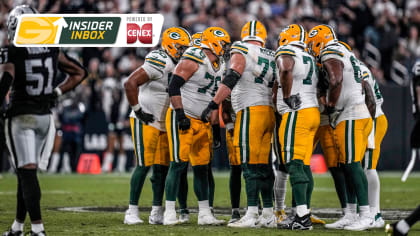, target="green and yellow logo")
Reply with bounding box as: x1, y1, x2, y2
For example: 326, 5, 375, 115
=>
15, 16, 120, 45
